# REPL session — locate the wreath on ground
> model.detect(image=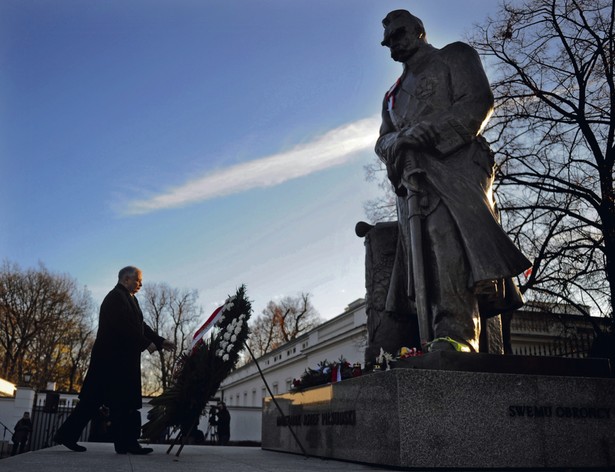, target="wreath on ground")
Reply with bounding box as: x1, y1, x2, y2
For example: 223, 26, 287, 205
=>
142, 284, 252, 443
